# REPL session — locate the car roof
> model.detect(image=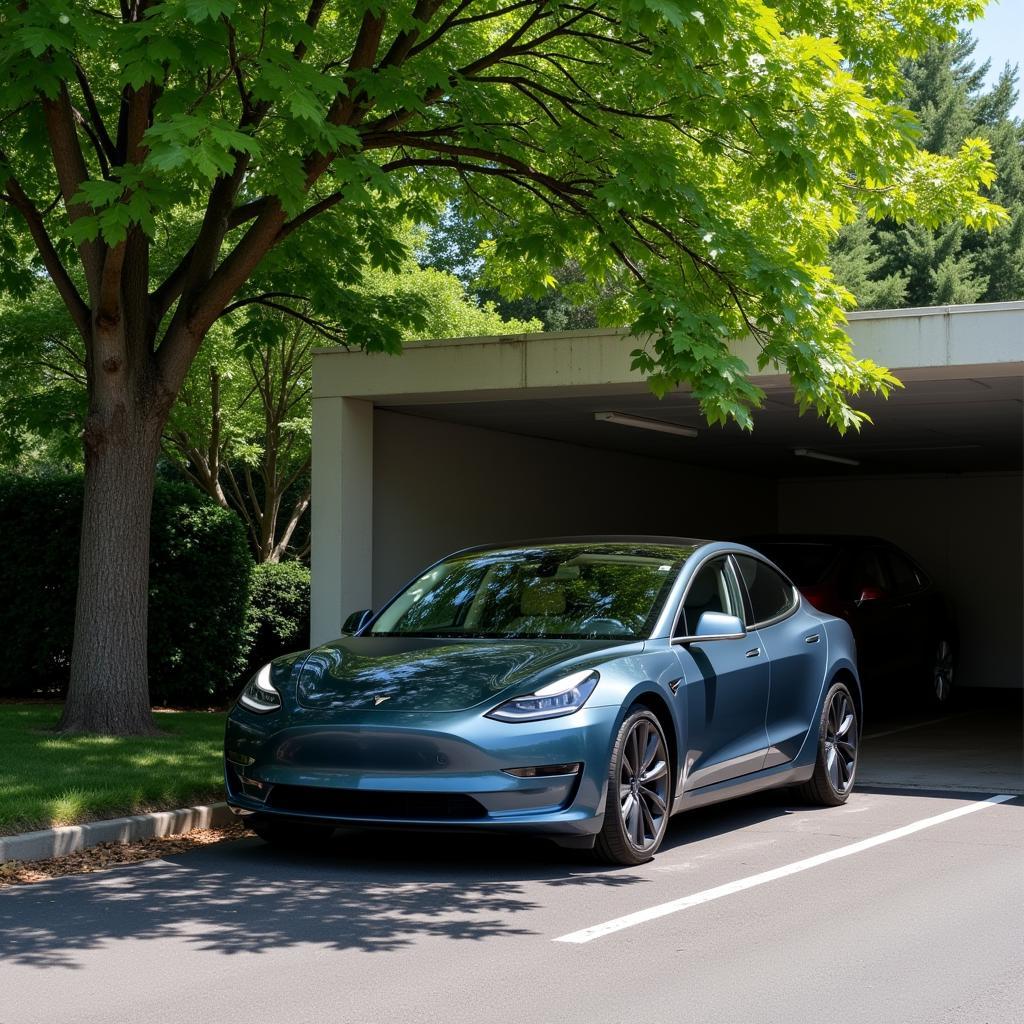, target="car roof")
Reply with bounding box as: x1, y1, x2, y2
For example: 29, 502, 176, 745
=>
742, 533, 898, 546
